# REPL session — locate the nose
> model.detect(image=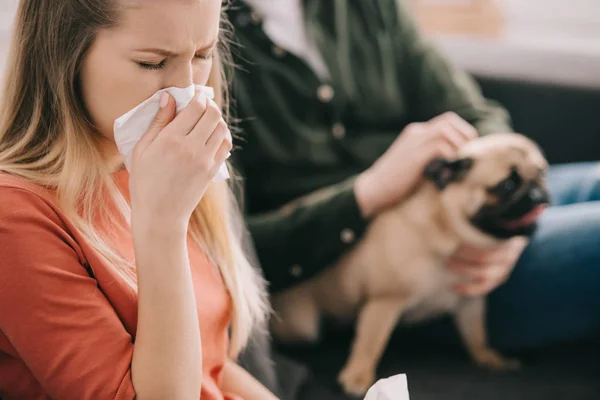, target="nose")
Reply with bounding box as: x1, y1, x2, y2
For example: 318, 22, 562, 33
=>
166, 62, 194, 89
529, 185, 549, 204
